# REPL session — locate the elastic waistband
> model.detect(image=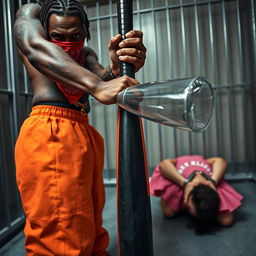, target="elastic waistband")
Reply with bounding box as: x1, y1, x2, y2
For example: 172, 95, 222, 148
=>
33, 100, 90, 113
30, 105, 88, 123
